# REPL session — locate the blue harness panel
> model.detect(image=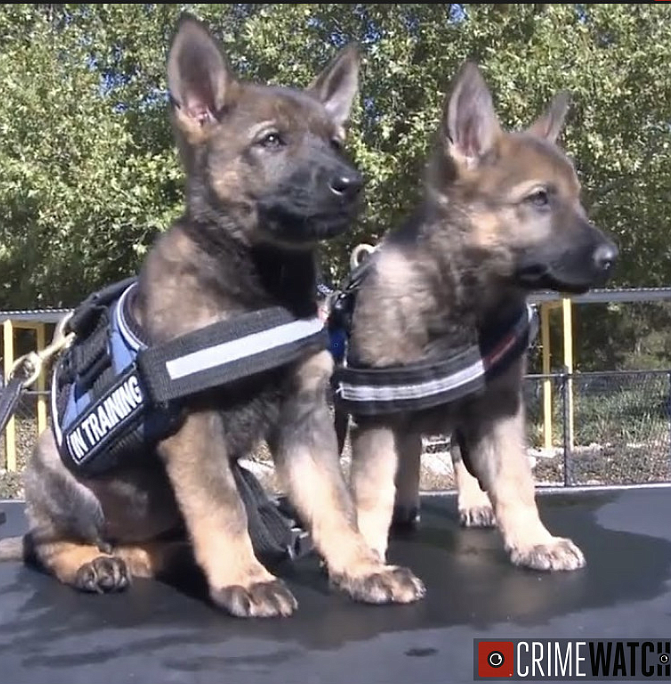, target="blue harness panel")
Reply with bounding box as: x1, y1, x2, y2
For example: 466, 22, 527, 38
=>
51, 283, 176, 475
